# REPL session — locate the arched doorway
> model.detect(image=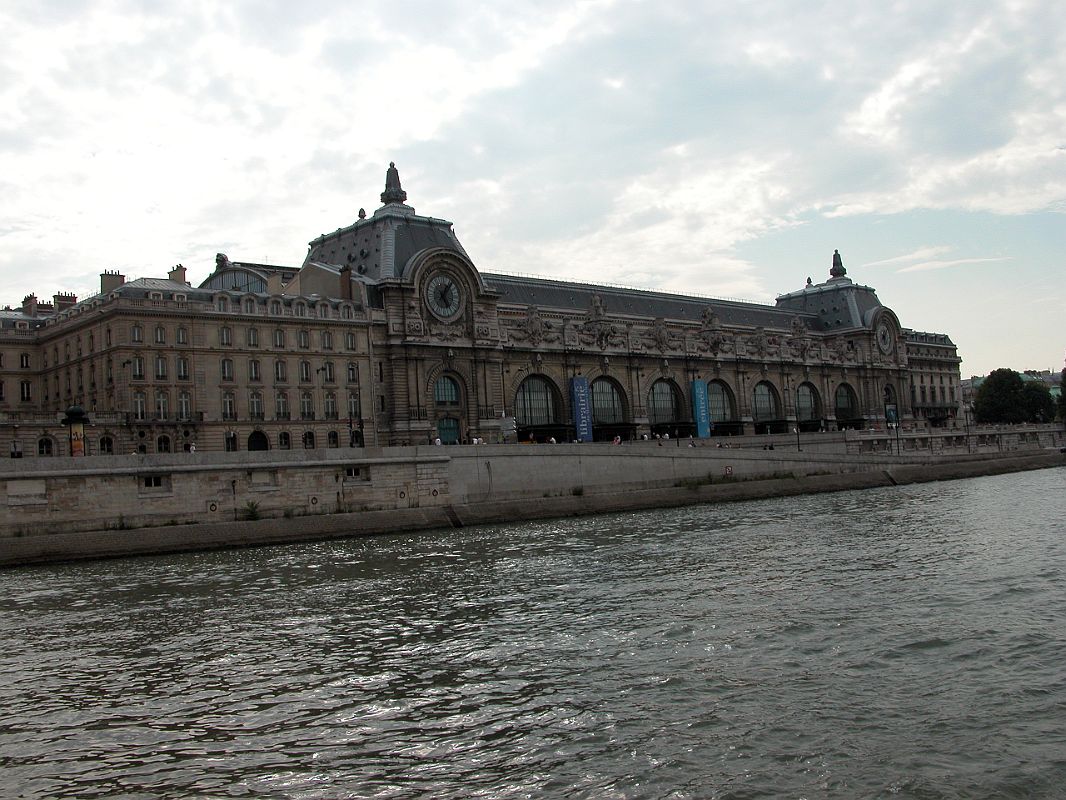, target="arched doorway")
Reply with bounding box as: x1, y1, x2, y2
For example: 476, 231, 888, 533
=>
648, 380, 691, 438
248, 430, 269, 451
515, 375, 567, 443
591, 377, 633, 441
835, 383, 863, 430
796, 382, 822, 432
708, 380, 742, 436
752, 381, 786, 434
437, 417, 460, 444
